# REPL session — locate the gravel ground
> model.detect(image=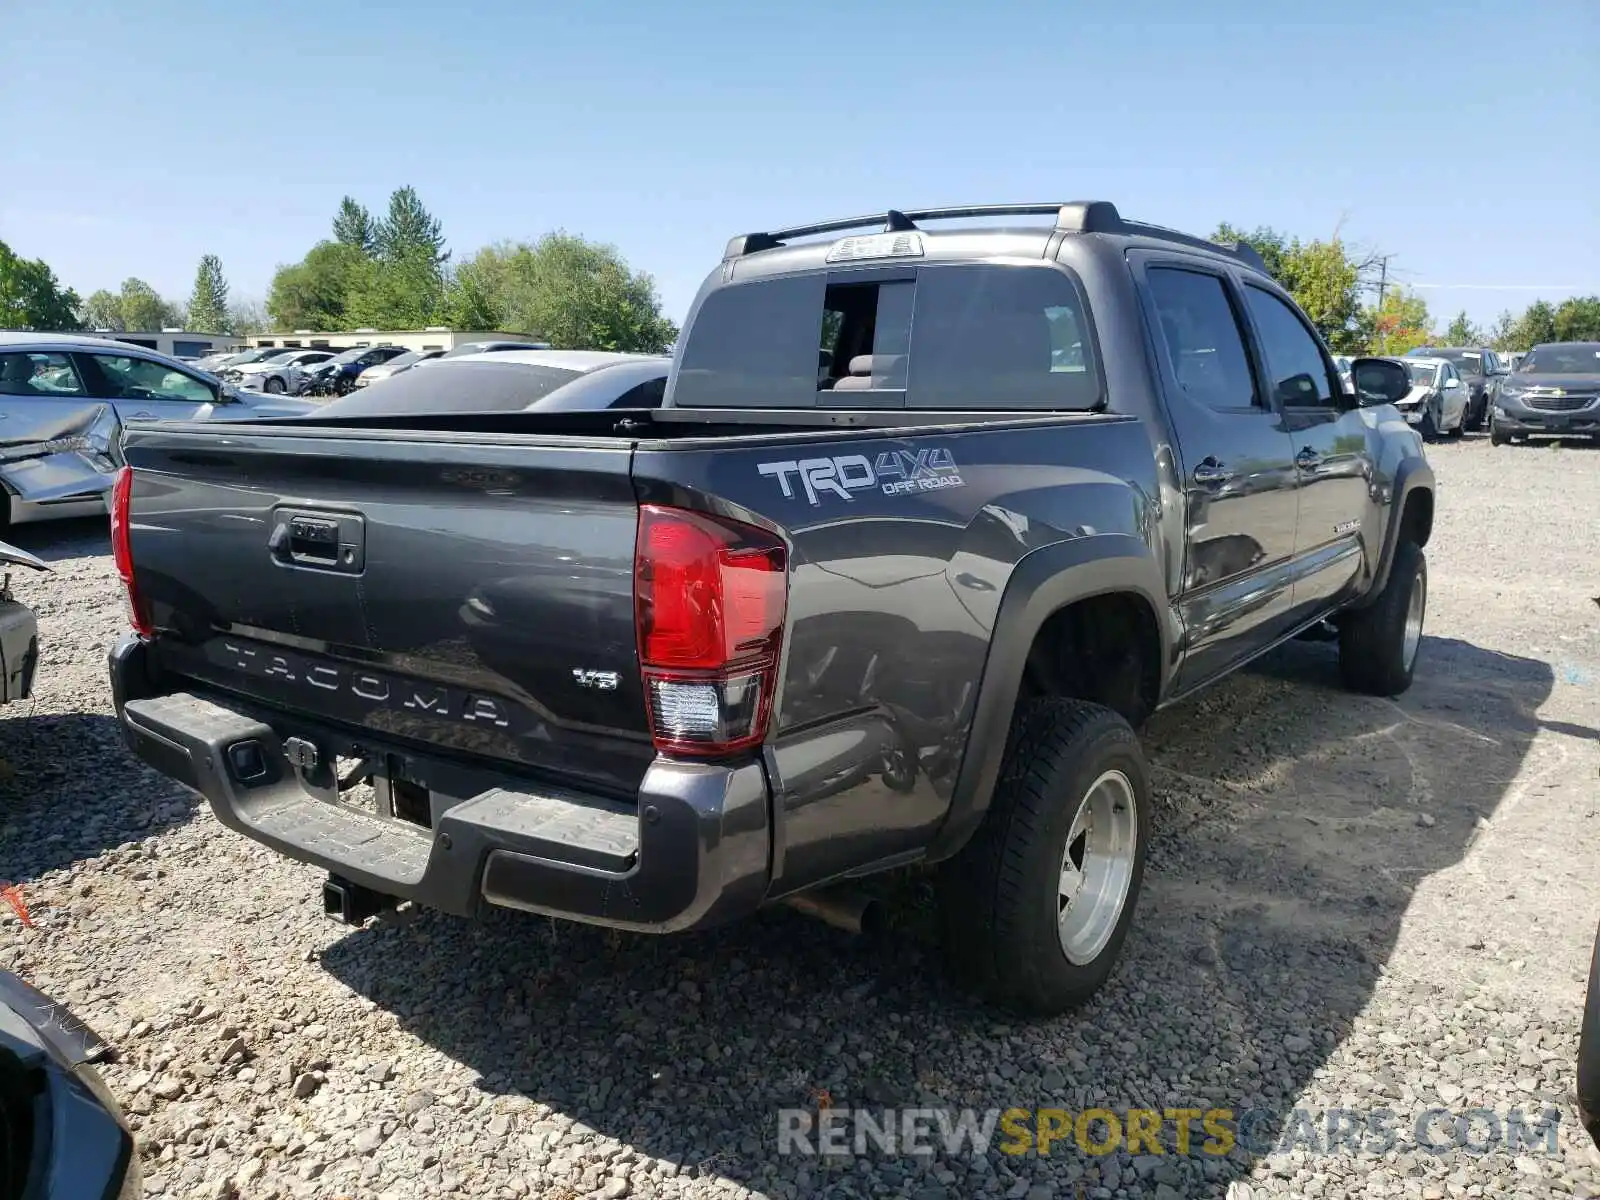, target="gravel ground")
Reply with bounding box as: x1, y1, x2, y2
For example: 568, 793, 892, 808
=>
3, 434, 1599, 1200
